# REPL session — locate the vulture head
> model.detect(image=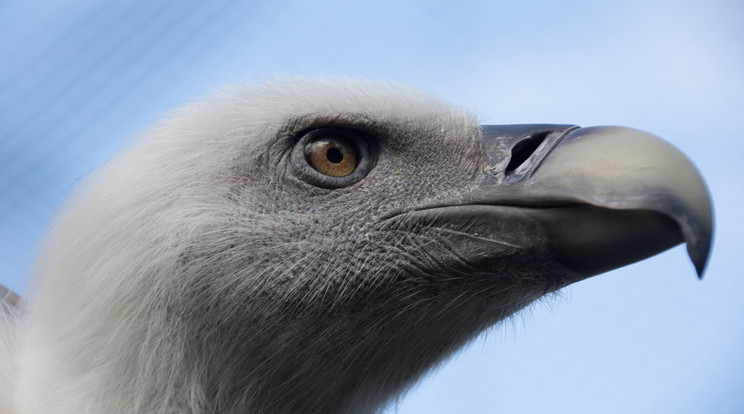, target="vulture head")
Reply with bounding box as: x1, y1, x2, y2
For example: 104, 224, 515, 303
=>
8, 79, 712, 413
